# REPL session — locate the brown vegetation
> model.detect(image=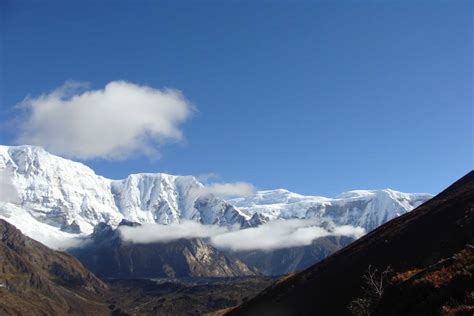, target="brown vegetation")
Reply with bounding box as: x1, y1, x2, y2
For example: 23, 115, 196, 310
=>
375, 245, 474, 315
